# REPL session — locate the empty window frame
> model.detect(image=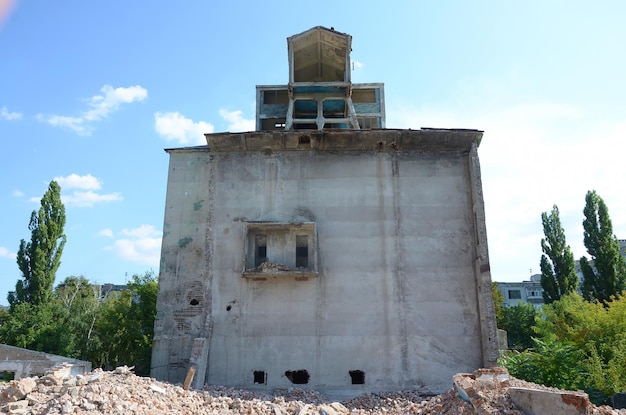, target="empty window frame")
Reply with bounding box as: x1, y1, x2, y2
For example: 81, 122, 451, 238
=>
244, 222, 316, 276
